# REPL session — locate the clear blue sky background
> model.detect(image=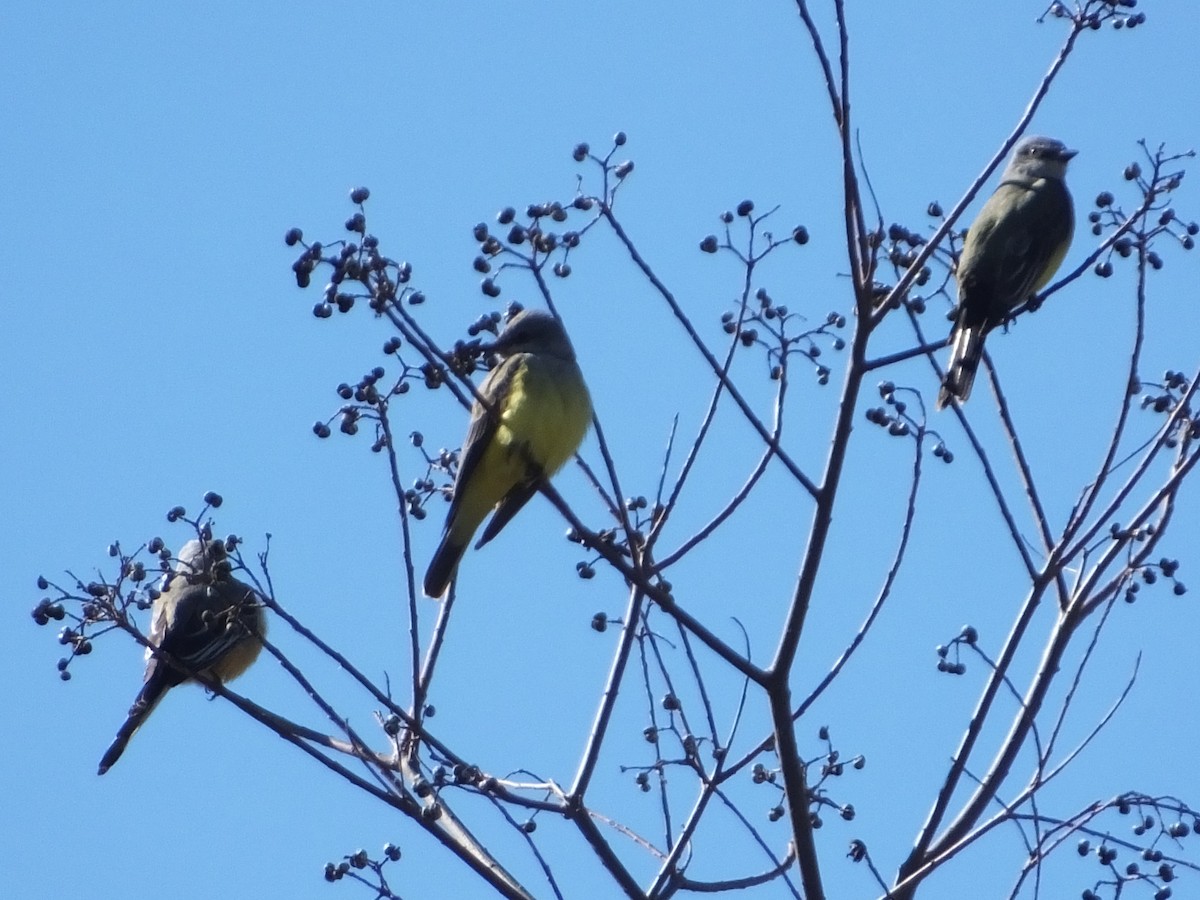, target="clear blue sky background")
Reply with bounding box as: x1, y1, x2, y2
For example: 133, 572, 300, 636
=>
4, 3, 1198, 898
